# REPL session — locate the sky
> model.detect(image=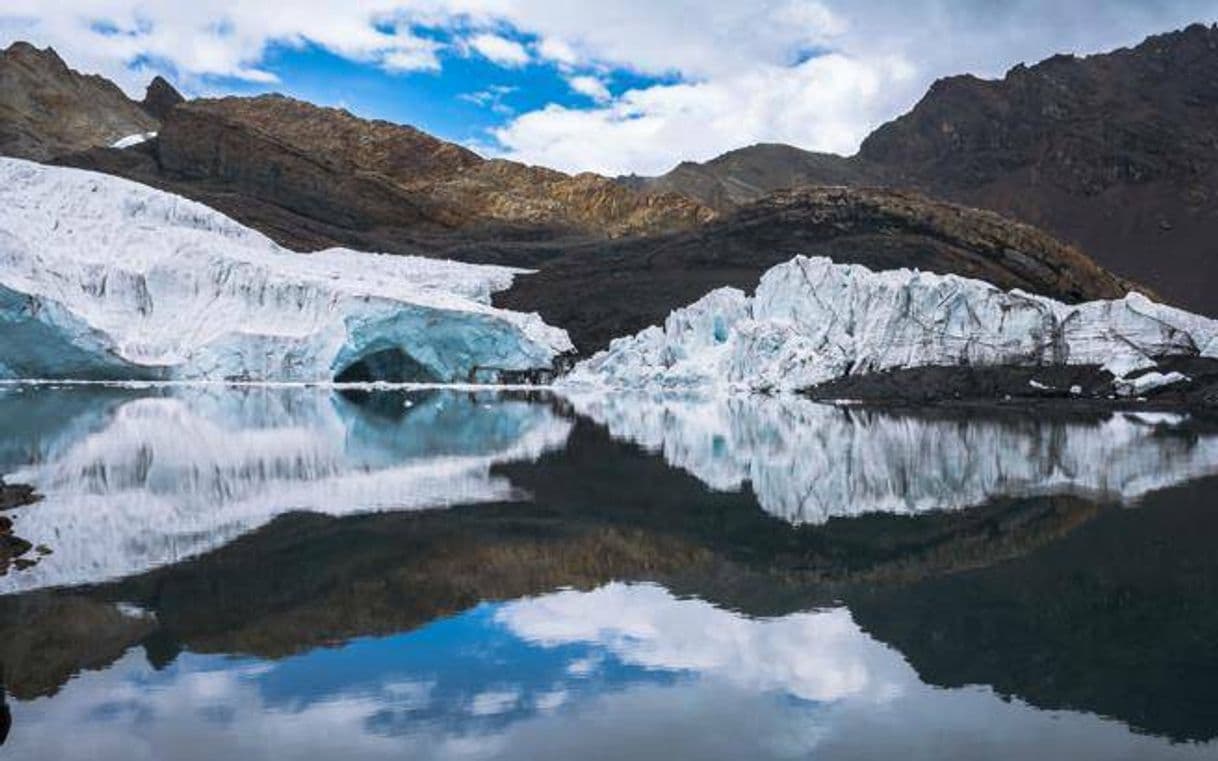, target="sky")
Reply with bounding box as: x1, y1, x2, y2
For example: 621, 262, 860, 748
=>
2, 1, 1216, 176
